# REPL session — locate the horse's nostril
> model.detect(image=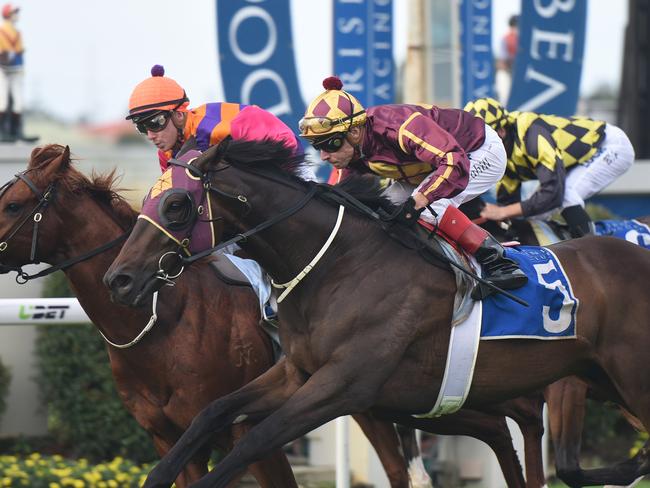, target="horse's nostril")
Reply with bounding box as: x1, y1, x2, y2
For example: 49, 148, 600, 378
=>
111, 273, 133, 294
